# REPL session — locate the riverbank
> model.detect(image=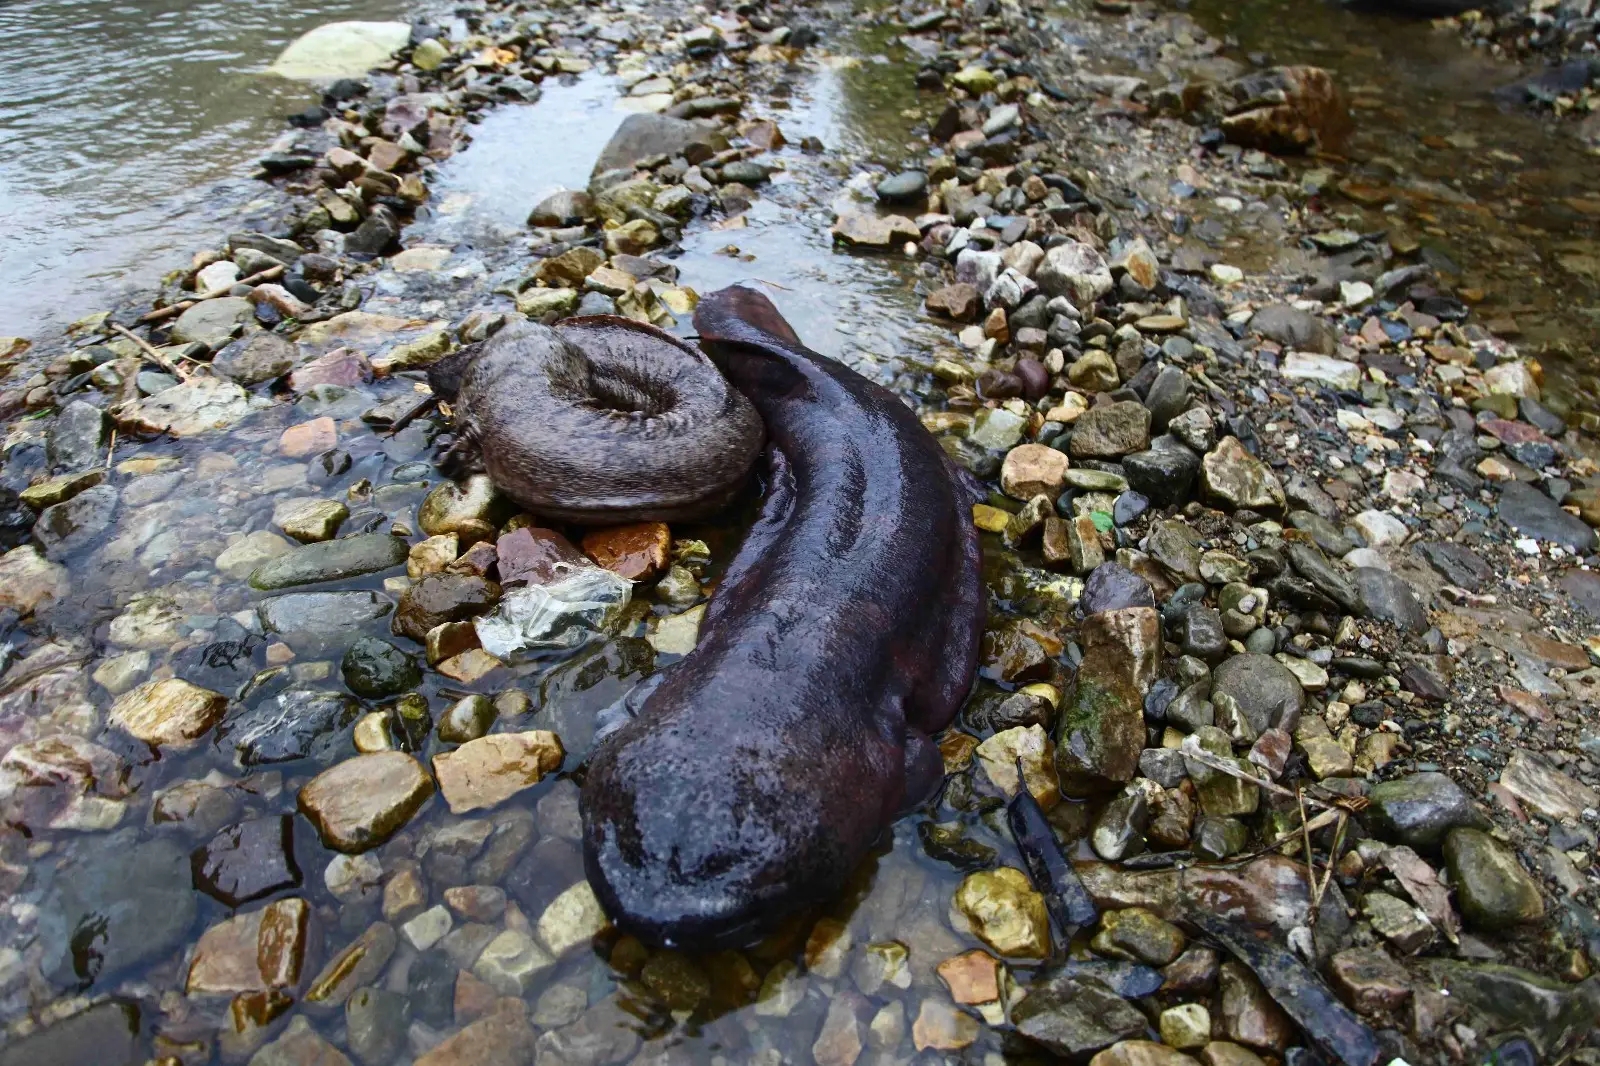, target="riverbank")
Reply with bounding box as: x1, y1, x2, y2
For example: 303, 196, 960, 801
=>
0, 0, 1598, 1063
